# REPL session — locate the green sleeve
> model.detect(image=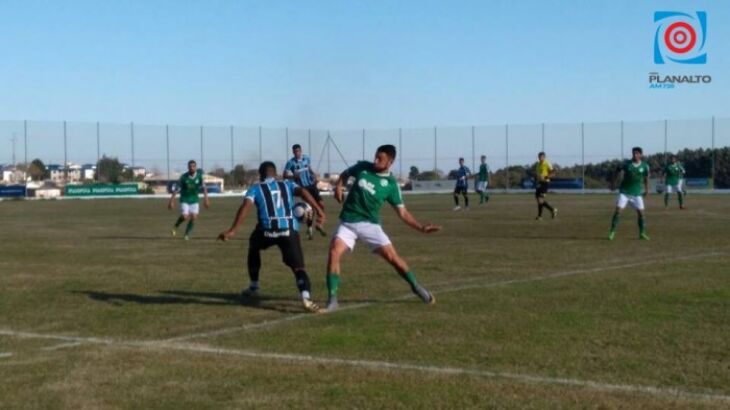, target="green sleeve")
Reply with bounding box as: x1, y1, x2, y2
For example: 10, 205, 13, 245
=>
387, 181, 404, 207
345, 161, 370, 178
